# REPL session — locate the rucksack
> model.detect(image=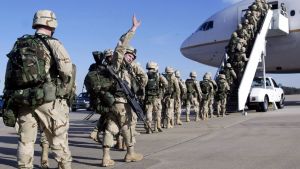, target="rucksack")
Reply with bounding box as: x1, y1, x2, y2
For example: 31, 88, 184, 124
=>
146, 72, 160, 96
185, 79, 195, 94
5, 34, 51, 90
84, 65, 115, 107
218, 79, 228, 93
201, 80, 212, 94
